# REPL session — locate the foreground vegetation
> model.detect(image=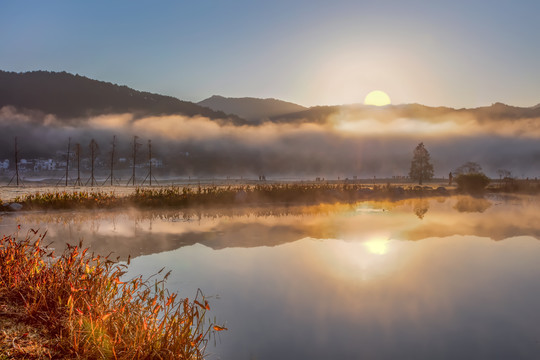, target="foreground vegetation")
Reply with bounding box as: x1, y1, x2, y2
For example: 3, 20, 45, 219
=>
0, 232, 224, 359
